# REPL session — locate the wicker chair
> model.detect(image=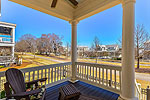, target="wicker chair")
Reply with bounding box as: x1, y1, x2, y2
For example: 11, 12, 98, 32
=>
4, 68, 47, 100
